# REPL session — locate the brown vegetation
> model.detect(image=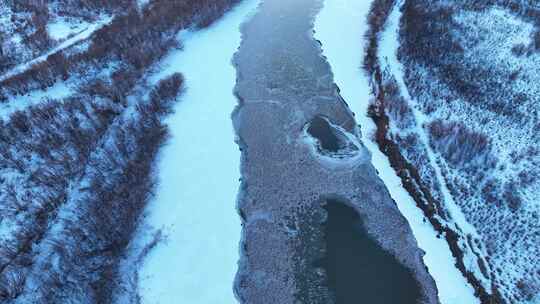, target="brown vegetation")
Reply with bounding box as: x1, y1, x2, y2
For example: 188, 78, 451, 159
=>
0, 0, 233, 301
